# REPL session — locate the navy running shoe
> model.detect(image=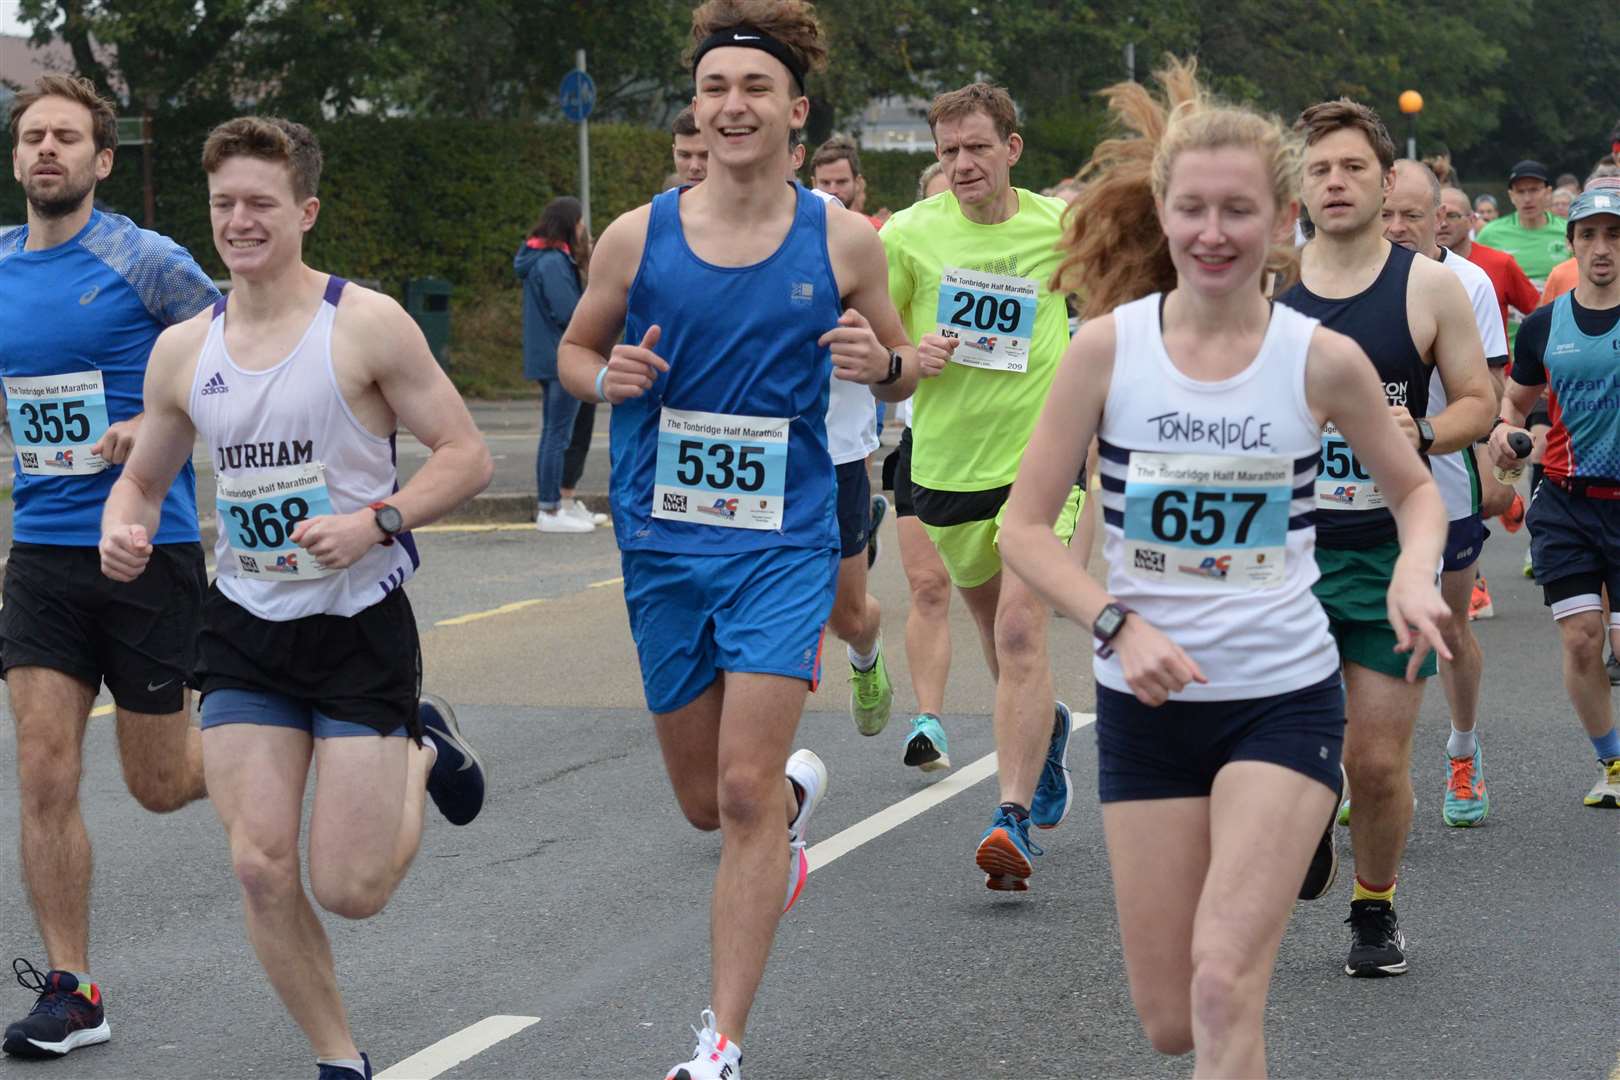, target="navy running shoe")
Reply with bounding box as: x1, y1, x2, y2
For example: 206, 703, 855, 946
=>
317, 1052, 373, 1079
2, 960, 110, 1059
420, 693, 487, 826
1029, 702, 1074, 829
